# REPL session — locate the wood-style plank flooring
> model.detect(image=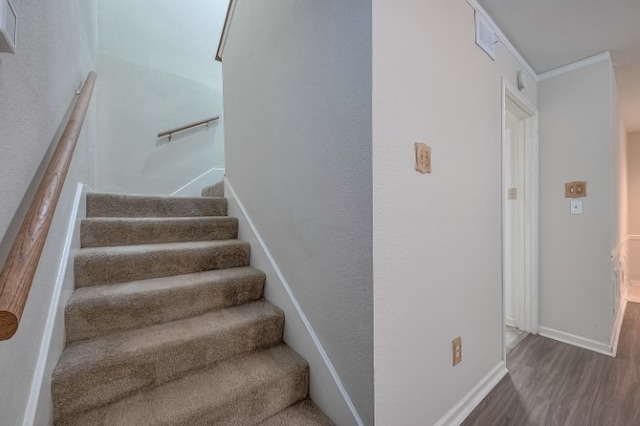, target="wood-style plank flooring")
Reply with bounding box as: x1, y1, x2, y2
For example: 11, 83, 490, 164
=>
463, 302, 640, 426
